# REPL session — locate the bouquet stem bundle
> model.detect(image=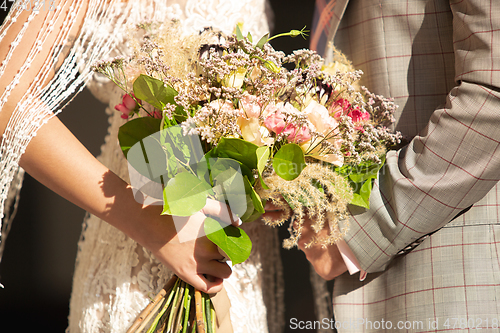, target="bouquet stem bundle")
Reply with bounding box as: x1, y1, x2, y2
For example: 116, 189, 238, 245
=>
127, 275, 216, 333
